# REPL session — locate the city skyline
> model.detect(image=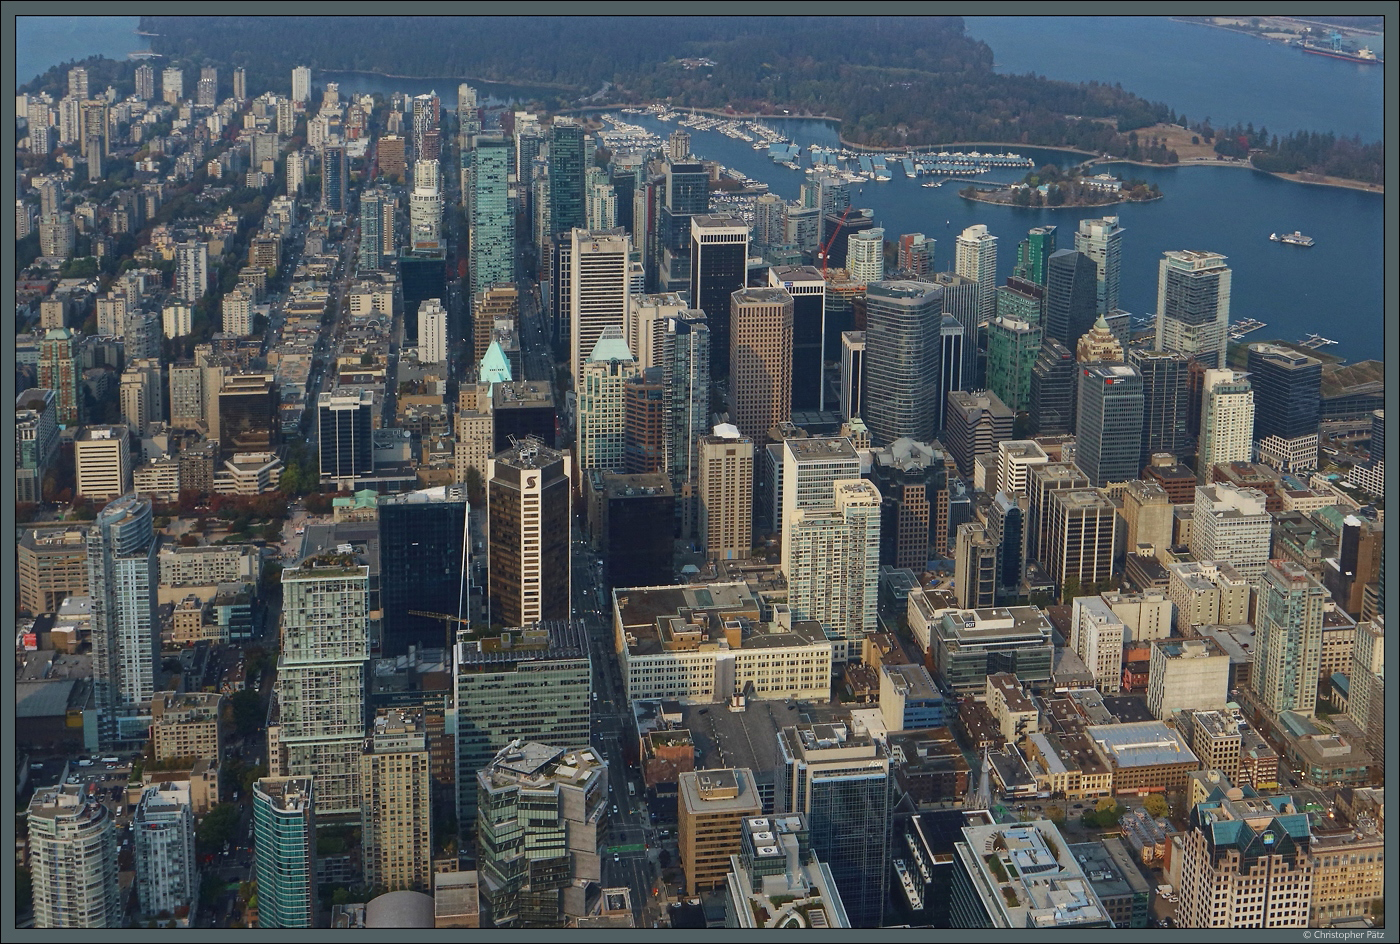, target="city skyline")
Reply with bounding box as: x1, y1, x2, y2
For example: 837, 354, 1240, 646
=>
9, 15, 1388, 932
